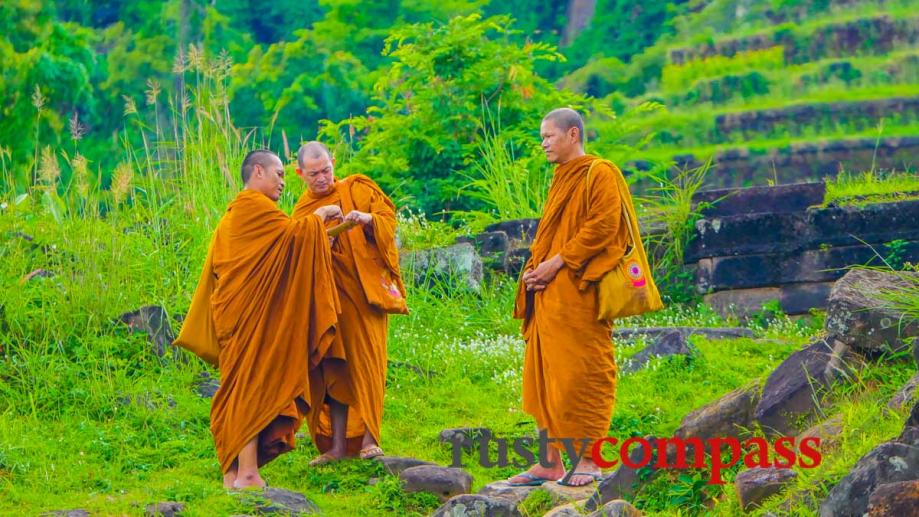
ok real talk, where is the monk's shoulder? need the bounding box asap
[347,174,389,203]
[586,160,618,189]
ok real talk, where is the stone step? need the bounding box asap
[686,199,919,262]
[695,240,919,291]
[691,182,825,217]
[704,282,835,316]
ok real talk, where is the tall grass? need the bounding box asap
[461,105,552,224]
[638,159,713,303]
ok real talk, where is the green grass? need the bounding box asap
[824,170,919,206]
[706,357,915,516]
[1,20,916,516]
[0,191,824,515]
[635,123,919,170]
[629,84,919,150]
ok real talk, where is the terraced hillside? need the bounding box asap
[574,0,919,188]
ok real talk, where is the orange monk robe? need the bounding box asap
[513,154,629,449]
[292,174,407,454]
[173,189,340,473]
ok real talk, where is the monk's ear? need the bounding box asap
[569,127,580,145]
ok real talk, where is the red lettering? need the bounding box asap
[706,437,741,485]
[591,437,619,468]
[797,437,822,468]
[773,437,796,468]
[742,437,771,468]
[621,437,653,469]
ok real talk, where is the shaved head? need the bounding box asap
[297,141,332,168]
[542,108,585,145]
[241,149,280,184]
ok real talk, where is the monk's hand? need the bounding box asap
[343,210,372,226]
[314,205,343,222]
[524,255,564,290]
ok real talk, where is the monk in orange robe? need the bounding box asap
[173,149,345,489]
[292,141,407,464]
[508,109,629,488]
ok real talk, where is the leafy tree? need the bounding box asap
[319,13,596,214]
[0,1,95,190]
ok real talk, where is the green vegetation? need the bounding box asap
[824,170,919,206]
[2,1,918,515]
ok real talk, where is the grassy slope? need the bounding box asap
[605,0,919,174]
[0,198,837,516]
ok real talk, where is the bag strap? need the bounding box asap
[585,159,636,249]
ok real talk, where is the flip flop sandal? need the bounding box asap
[359,445,384,460]
[507,472,554,487]
[557,472,603,487]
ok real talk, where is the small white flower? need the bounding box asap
[0,202,6,210]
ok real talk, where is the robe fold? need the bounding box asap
[513,154,629,450]
[293,174,406,454]
[173,189,340,472]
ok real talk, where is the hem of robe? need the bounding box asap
[309,360,382,455]
[217,393,308,474]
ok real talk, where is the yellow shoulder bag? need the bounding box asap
[585,160,664,321]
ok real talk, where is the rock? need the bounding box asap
[692,183,825,217]
[433,494,521,517]
[825,269,919,355]
[477,480,538,505]
[400,465,473,501]
[388,360,438,379]
[585,436,660,511]
[906,398,919,430]
[796,415,843,451]
[375,455,437,476]
[145,502,185,516]
[41,511,89,517]
[243,487,319,515]
[686,200,919,262]
[483,219,539,242]
[704,282,835,317]
[676,384,760,441]
[621,331,693,373]
[887,373,919,410]
[20,268,54,284]
[867,479,919,516]
[613,327,754,341]
[694,241,919,292]
[754,339,843,436]
[819,440,919,517]
[735,467,798,510]
[540,480,599,506]
[588,499,643,517]
[439,427,490,450]
[400,243,483,291]
[472,231,511,256]
[193,371,220,398]
[544,501,587,517]
[118,305,180,360]
[503,247,531,277]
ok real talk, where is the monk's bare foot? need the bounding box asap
[309,449,345,466]
[507,463,565,486]
[233,471,266,489]
[560,457,603,487]
[223,469,237,489]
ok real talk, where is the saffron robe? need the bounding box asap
[292,174,406,454]
[513,154,628,449]
[174,189,339,472]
